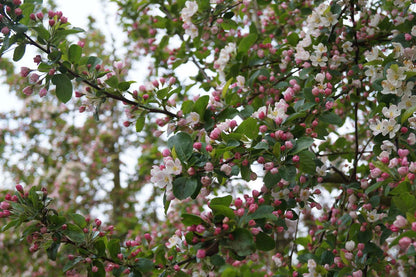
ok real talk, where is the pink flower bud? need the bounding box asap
[16,184,23,192]
[196,249,206,259]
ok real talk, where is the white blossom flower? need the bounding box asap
[381,118,400,139]
[367,209,386,223]
[381,79,400,95]
[185,22,198,39]
[382,105,400,119]
[342,41,353,52]
[181,1,198,21]
[186,112,200,127]
[369,118,383,136]
[364,47,380,62]
[165,158,182,175]
[412,26,416,37]
[220,164,232,176]
[150,166,173,190]
[345,240,355,251]
[310,53,328,67]
[299,189,310,201]
[166,235,182,249]
[399,93,416,110]
[313,43,327,55]
[316,165,327,176]
[369,14,381,28]
[386,66,406,87]
[380,140,397,153]
[365,65,380,83]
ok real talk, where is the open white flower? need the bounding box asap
[150,166,173,190]
[381,118,400,139]
[165,158,182,175]
[382,105,400,119]
[186,112,200,127]
[166,234,182,249]
[181,1,198,21]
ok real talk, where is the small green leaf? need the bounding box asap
[291,137,314,154]
[210,195,232,207]
[68,44,82,64]
[70,213,87,228]
[108,239,121,260]
[173,177,198,200]
[62,223,85,243]
[47,241,60,261]
[63,257,83,272]
[94,238,106,255]
[91,260,106,277]
[238,33,257,53]
[52,74,73,103]
[255,232,275,251]
[210,254,225,267]
[167,132,193,161]
[320,111,343,126]
[181,213,203,226]
[135,115,146,132]
[209,204,235,219]
[228,228,255,257]
[105,75,119,88]
[235,117,258,139]
[13,44,26,62]
[135,258,154,273]
[298,150,316,174]
[194,95,209,118]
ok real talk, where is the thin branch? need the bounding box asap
[22,34,178,118]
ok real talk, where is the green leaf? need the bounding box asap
[68,44,82,64]
[401,105,416,124]
[210,254,225,267]
[63,257,83,272]
[118,81,134,91]
[264,171,281,189]
[291,137,314,154]
[52,74,73,103]
[108,239,121,260]
[86,56,102,70]
[229,228,255,257]
[238,33,257,53]
[62,223,85,243]
[105,75,119,88]
[246,205,277,222]
[210,204,235,219]
[298,150,316,174]
[393,193,416,213]
[135,115,146,132]
[210,195,232,207]
[94,238,106,255]
[13,23,28,34]
[181,213,203,226]
[173,177,198,200]
[320,111,343,126]
[13,44,26,62]
[255,232,275,251]
[70,213,87,228]
[47,241,60,261]
[135,258,154,273]
[235,117,258,139]
[320,250,334,265]
[287,33,299,46]
[194,95,209,118]
[91,260,106,277]
[1,219,21,232]
[167,132,193,161]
